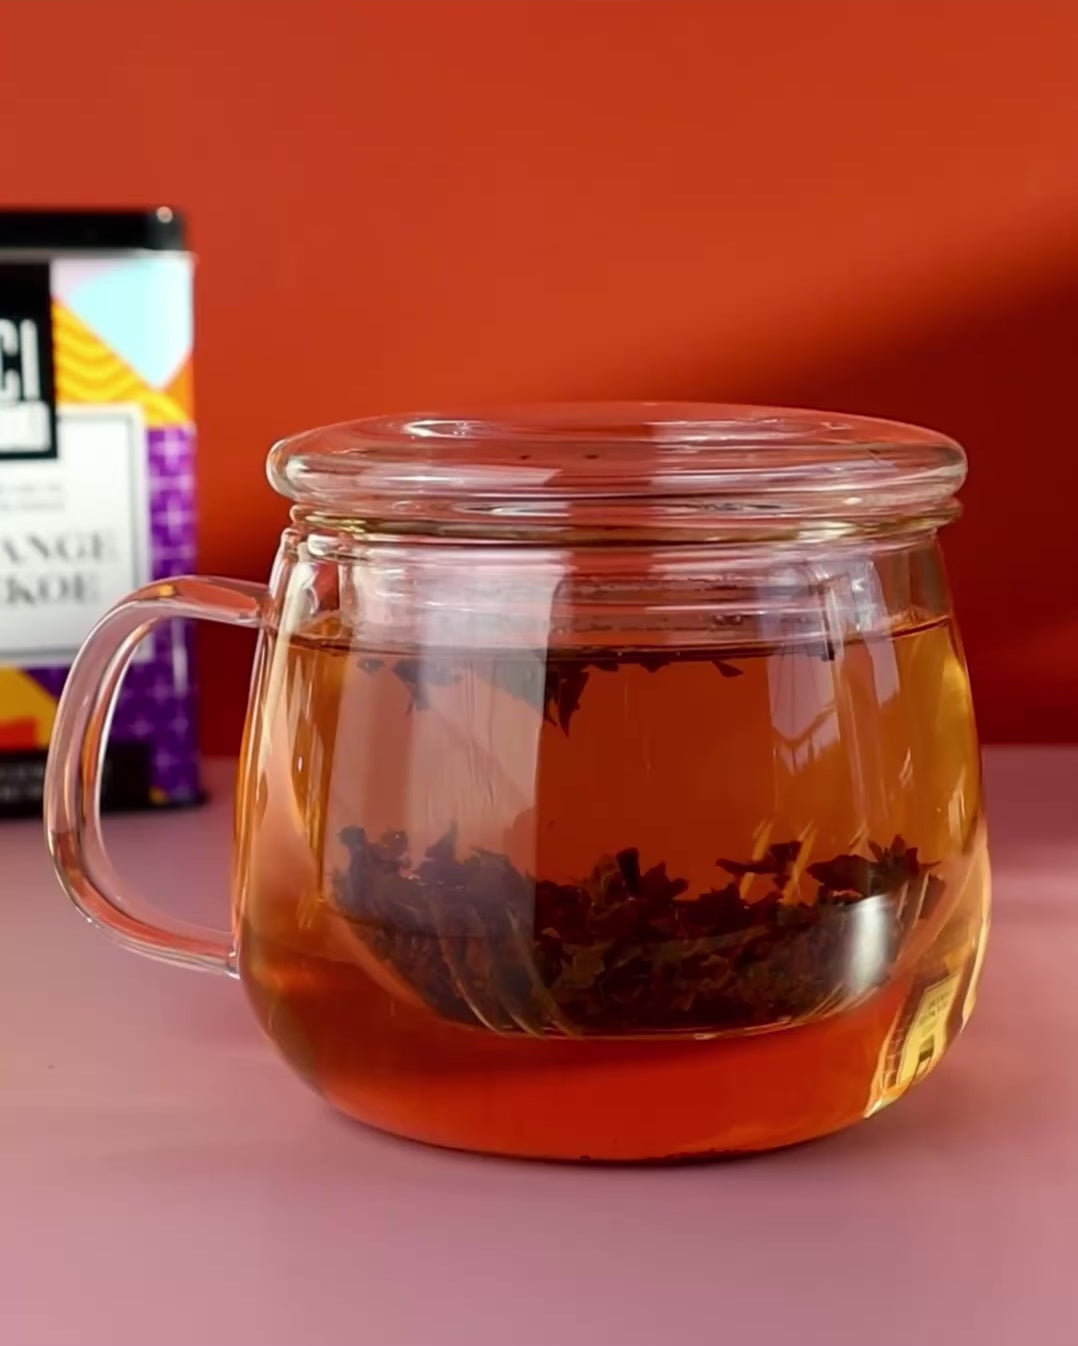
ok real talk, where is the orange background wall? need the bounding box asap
[2,0,1077,748]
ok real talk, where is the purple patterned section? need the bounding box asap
[29,425,201,805]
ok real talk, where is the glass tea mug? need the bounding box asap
[45,405,989,1160]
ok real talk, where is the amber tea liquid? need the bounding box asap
[236,619,988,1159]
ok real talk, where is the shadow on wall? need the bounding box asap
[644,262,1078,743]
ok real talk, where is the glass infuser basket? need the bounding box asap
[45,404,989,1160]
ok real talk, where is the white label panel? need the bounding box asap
[0,404,150,665]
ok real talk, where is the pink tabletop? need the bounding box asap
[2,748,1076,1346]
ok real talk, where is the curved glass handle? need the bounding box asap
[44,576,266,975]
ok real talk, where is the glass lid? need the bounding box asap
[268,402,966,538]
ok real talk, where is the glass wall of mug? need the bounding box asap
[235,515,987,1159]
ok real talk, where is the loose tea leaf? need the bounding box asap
[389,657,463,710]
[358,650,744,732]
[334,826,940,1037]
[808,835,926,899]
[718,840,803,887]
[544,662,593,734]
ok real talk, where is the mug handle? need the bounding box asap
[44,576,266,976]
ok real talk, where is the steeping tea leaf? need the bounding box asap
[334,825,941,1037]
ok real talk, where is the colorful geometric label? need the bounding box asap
[0,254,199,814]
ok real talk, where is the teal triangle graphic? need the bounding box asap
[56,257,192,388]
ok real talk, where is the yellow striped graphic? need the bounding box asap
[52,302,191,427]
